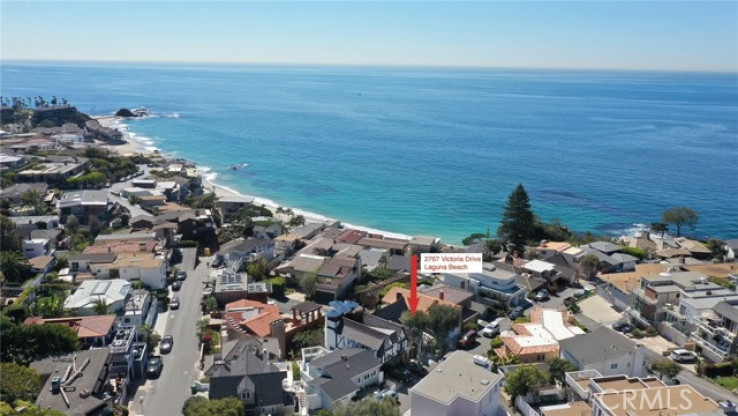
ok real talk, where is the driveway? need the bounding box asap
[577,294,624,326]
[129,248,204,416]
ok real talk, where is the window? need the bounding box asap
[610,363,618,369]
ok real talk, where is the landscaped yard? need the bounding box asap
[713,376,738,390]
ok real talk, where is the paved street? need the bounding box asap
[108,165,153,219]
[130,248,205,416]
[676,370,738,401]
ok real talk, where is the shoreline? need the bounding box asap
[96,116,415,241]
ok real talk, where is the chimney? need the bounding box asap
[270,319,287,360]
[439,290,445,301]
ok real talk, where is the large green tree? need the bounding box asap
[246,258,269,281]
[497,184,536,249]
[21,190,48,216]
[427,304,461,352]
[547,358,579,386]
[400,310,430,360]
[0,252,32,284]
[0,215,22,252]
[1,317,81,365]
[0,363,41,403]
[300,271,318,299]
[579,253,601,280]
[651,359,681,380]
[504,364,546,401]
[662,206,699,237]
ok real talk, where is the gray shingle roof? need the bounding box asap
[308,349,381,400]
[219,238,274,255]
[713,300,738,323]
[560,326,635,366]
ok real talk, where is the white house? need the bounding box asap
[409,350,501,416]
[443,263,527,307]
[64,279,131,315]
[21,236,53,258]
[559,326,648,378]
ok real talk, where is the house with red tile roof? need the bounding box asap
[24,314,116,348]
[225,299,282,338]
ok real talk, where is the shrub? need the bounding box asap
[268,276,286,297]
[489,336,504,349]
[704,362,735,378]
[621,246,648,260]
[632,329,645,339]
[178,240,198,248]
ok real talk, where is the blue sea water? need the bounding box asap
[2,61,737,244]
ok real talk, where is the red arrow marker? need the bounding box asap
[409,254,419,316]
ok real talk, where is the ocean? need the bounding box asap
[2,61,737,244]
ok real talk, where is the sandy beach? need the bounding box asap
[95,116,413,240]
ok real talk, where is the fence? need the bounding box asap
[515,395,541,416]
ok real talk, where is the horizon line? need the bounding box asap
[2,58,736,75]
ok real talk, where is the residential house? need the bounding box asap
[68,252,118,275]
[409,350,501,416]
[24,314,117,349]
[315,255,361,300]
[493,307,584,363]
[336,229,367,245]
[674,237,714,259]
[660,286,738,347]
[20,233,54,258]
[216,238,276,270]
[204,339,295,416]
[96,252,168,290]
[17,161,86,183]
[224,298,282,339]
[119,290,154,328]
[138,194,167,210]
[358,248,388,272]
[219,196,255,220]
[212,269,273,305]
[64,279,132,315]
[0,153,26,172]
[277,253,327,283]
[443,262,527,307]
[31,349,114,416]
[560,326,648,378]
[358,237,409,255]
[29,255,55,275]
[253,222,283,240]
[59,190,110,225]
[386,254,412,274]
[691,299,738,363]
[630,270,722,325]
[409,235,442,254]
[300,347,382,411]
[377,286,462,325]
[9,214,60,230]
[0,182,48,204]
[536,241,574,258]
[564,371,720,416]
[324,300,407,364]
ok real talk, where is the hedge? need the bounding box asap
[704,362,736,378]
[178,240,198,248]
[268,276,286,297]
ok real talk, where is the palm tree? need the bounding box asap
[91,296,109,315]
[0,251,32,283]
[196,318,210,342]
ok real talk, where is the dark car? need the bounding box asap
[146,356,163,378]
[457,330,478,349]
[177,270,187,281]
[407,362,428,377]
[534,289,549,302]
[508,306,525,320]
[388,367,413,383]
[172,281,181,291]
[170,297,180,310]
[563,296,575,306]
[160,335,174,354]
[612,322,633,333]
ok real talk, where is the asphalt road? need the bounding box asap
[107,165,153,219]
[131,248,204,416]
[676,370,738,402]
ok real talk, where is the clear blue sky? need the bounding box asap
[2,1,737,72]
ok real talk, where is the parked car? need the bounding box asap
[508,306,525,320]
[146,356,163,378]
[563,296,576,306]
[612,322,633,333]
[670,349,697,363]
[481,318,503,337]
[407,362,428,377]
[457,330,478,349]
[534,289,549,302]
[202,287,213,297]
[177,270,187,281]
[374,387,398,400]
[172,281,182,291]
[160,335,174,354]
[388,367,413,383]
[170,297,180,310]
